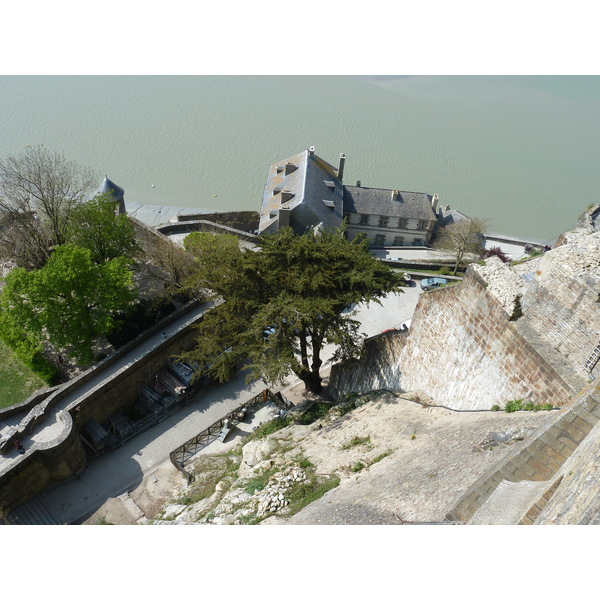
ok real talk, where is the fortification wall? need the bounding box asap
[517,234,600,378]
[330,269,578,410]
[70,323,201,430]
[0,411,86,509]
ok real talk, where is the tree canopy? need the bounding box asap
[0,244,137,365]
[64,193,139,264]
[433,217,488,275]
[183,226,402,393]
[0,146,97,268]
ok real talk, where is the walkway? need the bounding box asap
[0,302,211,468]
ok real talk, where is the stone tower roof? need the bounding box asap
[97,176,125,214]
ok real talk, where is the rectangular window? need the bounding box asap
[418,220,429,230]
[413,238,421,246]
[358,214,370,225]
[378,216,390,227]
[374,234,386,246]
[393,236,405,246]
[397,219,408,229]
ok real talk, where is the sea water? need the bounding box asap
[1,75,599,241]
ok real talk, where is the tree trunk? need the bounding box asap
[299,368,323,394]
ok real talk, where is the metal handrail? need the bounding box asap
[169,389,279,483]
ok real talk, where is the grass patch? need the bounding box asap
[371,450,392,465]
[0,338,46,409]
[295,401,334,425]
[351,461,367,472]
[504,399,554,413]
[341,435,371,450]
[247,416,292,441]
[285,472,340,516]
[180,456,239,506]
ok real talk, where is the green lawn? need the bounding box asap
[0,339,46,409]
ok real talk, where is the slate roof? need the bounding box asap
[97,176,125,214]
[343,186,437,221]
[259,149,344,234]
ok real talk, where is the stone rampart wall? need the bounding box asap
[330,270,577,410]
[0,410,86,509]
[156,220,259,244]
[445,388,600,523]
[70,321,201,430]
[0,302,206,509]
[518,256,600,378]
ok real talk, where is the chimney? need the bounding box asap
[356,180,361,187]
[391,190,399,202]
[431,193,439,213]
[338,153,346,181]
[308,146,315,158]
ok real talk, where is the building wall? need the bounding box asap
[344,212,434,247]
[329,269,579,410]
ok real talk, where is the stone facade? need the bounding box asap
[329,224,600,410]
[258,147,439,247]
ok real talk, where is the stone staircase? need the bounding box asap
[8,494,62,525]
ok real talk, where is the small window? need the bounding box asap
[359,214,370,225]
[374,234,386,246]
[418,220,429,230]
[378,216,390,227]
[412,238,421,246]
[397,219,408,229]
[393,236,405,246]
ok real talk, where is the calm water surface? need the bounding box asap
[1,75,599,241]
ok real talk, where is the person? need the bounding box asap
[162,332,167,340]
[58,354,64,365]
[15,441,25,454]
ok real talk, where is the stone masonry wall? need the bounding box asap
[0,410,86,509]
[330,269,577,410]
[445,387,600,523]
[517,237,600,379]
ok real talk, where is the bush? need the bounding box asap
[482,246,510,263]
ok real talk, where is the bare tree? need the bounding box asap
[0,146,97,267]
[434,218,488,275]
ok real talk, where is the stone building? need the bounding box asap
[258,147,439,247]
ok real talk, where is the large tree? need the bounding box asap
[183,226,401,394]
[0,146,97,267]
[434,217,488,275]
[0,244,136,365]
[64,193,139,264]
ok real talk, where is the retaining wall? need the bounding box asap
[330,269,579,410]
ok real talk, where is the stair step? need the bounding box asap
[9,495,61,525]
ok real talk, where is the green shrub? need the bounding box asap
[341,436,371,450]
[491,404,501,411]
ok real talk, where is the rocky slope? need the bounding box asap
[151,391,558,525]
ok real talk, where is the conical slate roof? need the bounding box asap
[97,175,125,214]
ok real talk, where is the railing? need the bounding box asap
[169,388,288,483]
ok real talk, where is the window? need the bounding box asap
[358,214,370,225]
[378,216,390,227]
[397,219,408,229]
[374,234,386,246]
[418,220,429,230]
[412,238,422,246]
[393,236,405,246]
